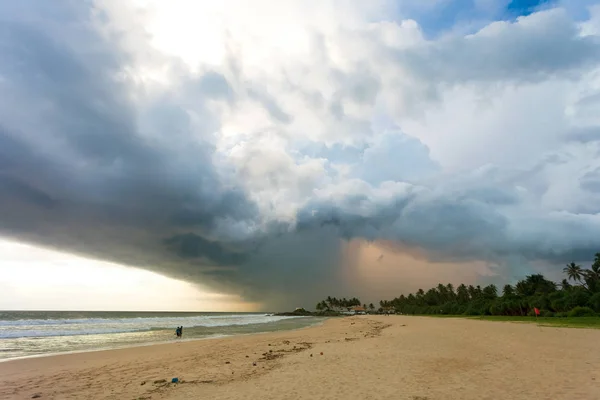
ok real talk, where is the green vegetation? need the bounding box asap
[276,297,366,317]
[315,296,362,312]
[377,252,600,320]
[425,314,600,328]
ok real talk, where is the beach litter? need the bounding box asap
[171,378,179,384]
[31,394,42,399]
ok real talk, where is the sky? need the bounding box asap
[1,0,600,311]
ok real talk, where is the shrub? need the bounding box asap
[565,290,591,309]
[551,298,567,313]
[568,306,597,317]
[587,293,600,313]
[541,310,555,318]
[555,312,569,318]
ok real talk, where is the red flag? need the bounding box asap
[534,307,540,316]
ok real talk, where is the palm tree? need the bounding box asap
[446,283,455,299]
[563,262,584,283]
[456,284,469,303]
[584,263,600,293]
[502,284,514,297]
[482,284,498,300]
[437,283,447,300]
[593,253,600,271]
[368,303,375,312]
[467,285,477,299]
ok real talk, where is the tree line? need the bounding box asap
[315,296,376,312]
[377,253,600,317]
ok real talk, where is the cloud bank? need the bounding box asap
[1,0,600,308]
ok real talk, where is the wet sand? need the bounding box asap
[1,316,599,399]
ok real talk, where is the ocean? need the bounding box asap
[0,311,322,361]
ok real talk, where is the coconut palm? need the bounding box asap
[502,284,514,297]
[563,262,584,283]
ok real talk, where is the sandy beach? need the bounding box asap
[1,316,599,400]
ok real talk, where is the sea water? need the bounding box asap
[0,311,321,361]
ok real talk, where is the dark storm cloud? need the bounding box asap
[298,188,509,260]
[0,1,356,308]
[0,2,259,273]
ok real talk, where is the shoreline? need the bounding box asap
[2,316,599,399]
[0,317,327,364]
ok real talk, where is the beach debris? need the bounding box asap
[245,355,249,358]
[140,381,146,386]
[225,361,231,364]
[268,343,271,346]
[171,378,179,384]
[310,354,313,357]
[282,340,290,345]
[31,394,42,399]
[260,351,283,360]
[252,362,257,366]
[320,352,323,355]
[153,379,166,384]
[269,349,273,353]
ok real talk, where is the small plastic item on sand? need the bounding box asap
[171,378,179,384]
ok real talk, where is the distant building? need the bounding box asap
[349,306,366,315]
